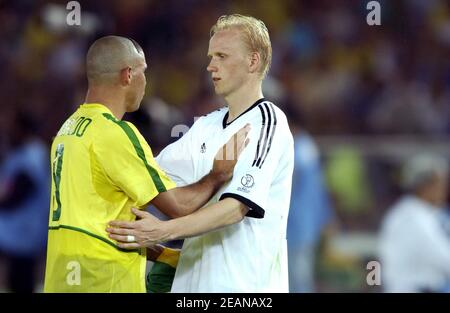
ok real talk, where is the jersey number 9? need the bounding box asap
[52,143,64,221]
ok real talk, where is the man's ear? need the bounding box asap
[119,67,132,86]
[248,52,261,74]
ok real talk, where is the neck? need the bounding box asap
[225,79,263,121]
[414,190,441,209]
[85,85,126,120]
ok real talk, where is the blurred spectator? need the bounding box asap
[369,79,449,134]
[325,147,373,216]
[0,112,49,292]
[379,154,450,292]
[287,122,336,292]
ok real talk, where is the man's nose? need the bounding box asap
[207,60,217,72]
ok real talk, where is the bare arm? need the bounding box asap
[150,171,227,218]
[107,198,249,248]
[149,124,250,218]
[165,198,248,241]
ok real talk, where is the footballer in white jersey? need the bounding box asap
[156,98,294,292]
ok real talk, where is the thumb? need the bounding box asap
[131,208,149,219]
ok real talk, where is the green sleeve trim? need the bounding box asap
[48,225,140,254]
[102,113,167,193]
[146,261,176,293]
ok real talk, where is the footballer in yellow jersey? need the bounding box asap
[44,103,175,292]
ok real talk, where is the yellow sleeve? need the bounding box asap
[94,115,176,206]
[156,247,181,268]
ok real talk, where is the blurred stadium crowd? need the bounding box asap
[0,0,449,292]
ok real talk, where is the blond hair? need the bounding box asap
[210,14,272,79]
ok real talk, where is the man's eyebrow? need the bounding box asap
[207,51,226,57]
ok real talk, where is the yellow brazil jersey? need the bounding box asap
[44,103,175,293]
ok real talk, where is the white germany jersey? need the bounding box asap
[156,98,294,292]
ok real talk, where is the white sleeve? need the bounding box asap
[219,104,286,218]
[155,125,196,187]
[416,214,450,275]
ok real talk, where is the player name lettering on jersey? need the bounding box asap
[57,116,92,137]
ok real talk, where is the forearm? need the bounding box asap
[171,171,228,216]
[165,198,248,241]
[107,199,249,249]
[150,171,229,218]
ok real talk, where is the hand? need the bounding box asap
[106,208,170,249]
[212,123,251,182]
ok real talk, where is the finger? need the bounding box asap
[238,123,250,132]
[108,233,132,242]
[236,133,250,156]
[237,124,251,137]
[220,124,251,161]
[224,135,233,160]
[131,208,149,219]
[106,227,134,236]
[117,242,141,249]
[237,131,247,148]
[237,138,250,156]
[235,130,245,147]
[236,143,243,158]
[232,129,247,160]
[245,124,252,137]
[108,220,136,228]
[238,125,250,142]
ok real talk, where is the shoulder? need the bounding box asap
[96,113,144,145]
[268,101,290,132]
[385,196,431,227]
[251,100,293,144]
[242,100,294,169]
[248,100,289,128]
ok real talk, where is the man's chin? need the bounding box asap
[214,87,225,97]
